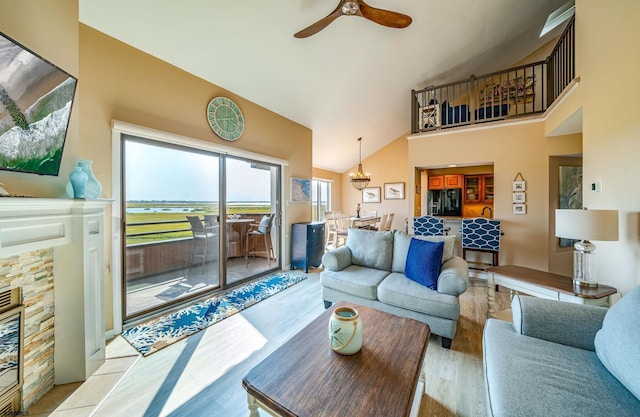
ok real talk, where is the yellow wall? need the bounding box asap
[78,25,312,329]
[0,0,79,196]
[0,0,313,335]
[576,0,640,291]
[408,123,581,271]
[341,136,409,232]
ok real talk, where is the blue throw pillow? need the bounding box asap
[404,238,444,290]
[257,215,270,234]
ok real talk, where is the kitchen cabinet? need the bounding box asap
[464,176,481,203]
[464,174,494,203]
[428,175,463,190]
[291,222,325,273]
[483,175,494,203]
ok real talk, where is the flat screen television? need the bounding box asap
[0,32,77,176]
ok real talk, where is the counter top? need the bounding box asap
[434,216,497,221]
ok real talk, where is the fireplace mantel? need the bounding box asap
[0,197,112,386]
[0,198,110,258]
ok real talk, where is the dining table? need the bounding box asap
[350,216,381,229]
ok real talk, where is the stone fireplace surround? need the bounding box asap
[0,198,109,410]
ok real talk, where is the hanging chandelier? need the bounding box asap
[349,137,371,190]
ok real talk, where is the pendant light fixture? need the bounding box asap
[349,137,371,190]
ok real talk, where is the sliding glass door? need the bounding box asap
[121,136,281,321]
[225,157,280,284]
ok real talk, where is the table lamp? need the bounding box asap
[555,208,618,287]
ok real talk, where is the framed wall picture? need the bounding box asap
[362,187,381,203]
[558,165,583,247]
[384,182,405,200]
[512,192,526,203]
[513,204,527,215]
[290,177,311,202]
[512,181,526,191]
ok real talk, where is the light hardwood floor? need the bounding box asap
[27,271,509,417]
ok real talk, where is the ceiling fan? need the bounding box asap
[294,0,412,38]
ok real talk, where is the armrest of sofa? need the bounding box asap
[437,256,469,297]
[321,246,353,272]
[512,295,608,351]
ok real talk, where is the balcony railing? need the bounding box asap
[124,213,269,280]
[411,17,575,134]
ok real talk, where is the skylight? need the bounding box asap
[540,0,575,37]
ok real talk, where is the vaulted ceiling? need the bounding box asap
[79,0,568,173]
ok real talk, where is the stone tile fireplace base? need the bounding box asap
[0,249,55,409]
[0,198,110,411]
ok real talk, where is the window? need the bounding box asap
[312,179,331,221]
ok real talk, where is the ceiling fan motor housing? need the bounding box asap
[342,2,359,15]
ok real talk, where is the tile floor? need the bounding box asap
[27,337,140,417]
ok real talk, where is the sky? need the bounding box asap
[124,140,272,201]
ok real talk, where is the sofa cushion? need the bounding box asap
[594,285,640,401]
[378,272,460,320]
[404,239,443,290]
[392,230,455,273]
[320,265,390,300]
[347,228,394,271]
[484,319,640,417]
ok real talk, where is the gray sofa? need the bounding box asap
[321,228,469,348]
[483,285,640,417]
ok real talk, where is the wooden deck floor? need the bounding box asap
[126,256,277,318]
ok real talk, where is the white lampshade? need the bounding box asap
[555,209,619,241]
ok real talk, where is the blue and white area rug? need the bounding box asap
[122,272,307,356]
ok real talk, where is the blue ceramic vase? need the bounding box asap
[68,166,88,199]
[66,159,102,199]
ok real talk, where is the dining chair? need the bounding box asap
[381,213,394,231]
[371,213,388,231]
[334,216,351,248]
[186,216,216,273]
[245,213,276,266]
[203,214,218,228]
[325,219,339,250]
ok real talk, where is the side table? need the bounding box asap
[487,265,617,316]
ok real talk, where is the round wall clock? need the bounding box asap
[206,97,245,141]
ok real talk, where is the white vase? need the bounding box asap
[66,159,102,199]
[328,306,363,355]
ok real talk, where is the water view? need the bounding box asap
[125,201,271,245]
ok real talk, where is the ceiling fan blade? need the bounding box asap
[359,1,412,28]
[294,3,344,38]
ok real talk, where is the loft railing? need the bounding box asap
[547,15,575,104]
[411,17,575,134]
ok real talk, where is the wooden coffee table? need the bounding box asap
[242,302,431,417]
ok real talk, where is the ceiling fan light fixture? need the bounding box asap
[293,0,411,38]
[342,2,359,15]
[349,137,371,191]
